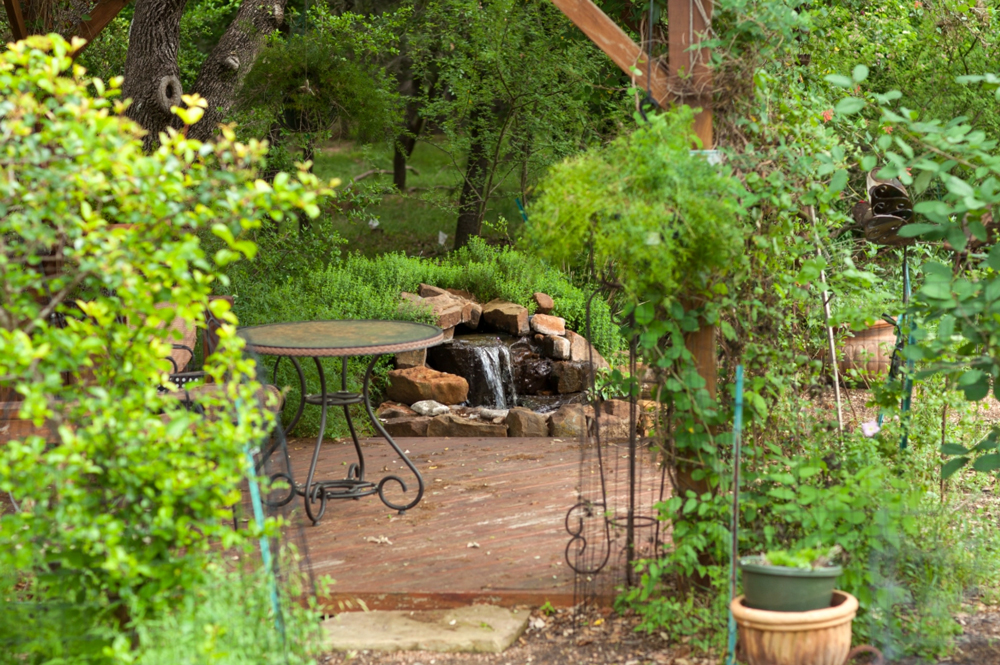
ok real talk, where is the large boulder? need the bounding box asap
[552,361,589,394]
[530,313,565,336]
[509,337,553,394]
[549,404,587,438]
[600,398,632,420]
[593,414,630,441]
[467,302,482,330]
[383,416,432,437]
[386,366,469,405]
[482,300,529,336]
[426,413,507,437]
[422,294,466,329]
[376,401,417,420]
[446,287,476,300]
[565,330,610,369]
[532,292,554,314]
[506,407,549,437]
[398,290,479,330]
[542,335,570,360]
[394,348,426,369]
[419,283,450,298]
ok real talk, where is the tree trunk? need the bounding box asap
[392,72,430,192]
[454,108,490,250]
[393,114,424,192]
[122,0,187,150]
[187,0,288,142]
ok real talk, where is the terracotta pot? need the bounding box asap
[730,590,858,665]
[839,321,896,376]
[0,402,54,443]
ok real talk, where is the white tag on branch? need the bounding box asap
[438,231,448,246]
[467,541,480,548]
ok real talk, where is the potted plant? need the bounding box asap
[740,545,843,612]
[730,546,857,665]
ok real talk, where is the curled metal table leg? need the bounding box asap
[362,354,424,513]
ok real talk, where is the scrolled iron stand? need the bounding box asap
[269,353,424,524]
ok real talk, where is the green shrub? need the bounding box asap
[0,35,334,660]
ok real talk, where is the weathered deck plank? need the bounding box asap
[282,435,661,611]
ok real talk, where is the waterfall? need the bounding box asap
[426,333,518,408]
[499,344,517,408]
[474,345,516,409]
[479,347,505,408]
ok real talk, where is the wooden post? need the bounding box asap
[668,0,714,150]
[669,0,717,398]
[3,0,27,41]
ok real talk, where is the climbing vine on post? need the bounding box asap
[526,104,746,571]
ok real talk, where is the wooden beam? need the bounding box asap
[668,0,716,397]
[668,0,713,148]
[549,0,672,107]
[73,0,130,44]
[3,0,27,41]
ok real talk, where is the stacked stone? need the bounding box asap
[380,285,648,439]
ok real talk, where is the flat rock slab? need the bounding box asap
[323,604,528,653]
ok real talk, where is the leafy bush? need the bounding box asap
[526,107,745,303]
[0,35,334,659]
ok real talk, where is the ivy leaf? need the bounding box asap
[973,453,1000,472]
[825,74,854,88]
[897,223,940,238]
[987,244,1000,272]
[852,65,869,83]
[829,169,848,194]
[961,373,991,401]
[835,97,865,116]
[942,457,969,479]
[940,443,969,455]
[913,169,934,194]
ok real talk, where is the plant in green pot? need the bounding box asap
[740,545,843,612]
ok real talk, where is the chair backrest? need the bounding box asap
[157,295,232,376]
[156,303,198,374]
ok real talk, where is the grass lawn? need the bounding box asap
[313,138,526,257]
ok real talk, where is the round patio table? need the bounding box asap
[240,320,444,525]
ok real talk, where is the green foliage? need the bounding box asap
[177,0,241,89]
[0,35,334,658]
[407,0,622,238]
[812,0,1000,140]
[528,107,745,302]
[131,562,321,665]
[236,6,403,156]
[590,1,1000,659]
[763,545,841,570]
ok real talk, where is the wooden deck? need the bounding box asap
[281,435,665,612]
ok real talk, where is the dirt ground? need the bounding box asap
[321,604,704,665]
[321,602,1000,665]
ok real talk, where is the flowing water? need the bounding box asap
[426,334,518,408]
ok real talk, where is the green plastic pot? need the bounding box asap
[739,556,842,612]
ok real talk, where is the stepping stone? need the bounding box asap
[323,604,528,653]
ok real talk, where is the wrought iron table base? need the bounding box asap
[270,354,424,525]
